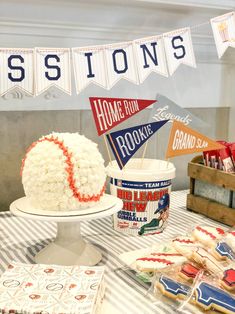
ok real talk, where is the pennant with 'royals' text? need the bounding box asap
[0,48,34,96]
[163,28,196,76]
[89,97,156,136]
[35,48,71,96]
[72,46,107,94]
[165,120,224,158]
[211,12,235,58]
[107,120,169,169]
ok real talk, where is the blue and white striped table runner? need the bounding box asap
[0,191,227,314]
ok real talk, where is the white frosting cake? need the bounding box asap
[21,132,106,211]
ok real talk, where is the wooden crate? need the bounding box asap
[186,155,235,226]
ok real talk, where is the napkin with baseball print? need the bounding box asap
[0,262,105,314]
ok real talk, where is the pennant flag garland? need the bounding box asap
[148,94,209,128]
[211,12,235,58]
[89,97,156,136]
[165,120,224,158]
[107,120,169,169]
[104,42,139,89]
[35,48,71,96]
[0,48,34,96]
[72,46,107,94]
[163,28,196,76]
[133,35,168,82]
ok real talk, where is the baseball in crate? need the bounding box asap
[107,158,175,236]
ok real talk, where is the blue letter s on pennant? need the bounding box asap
[45,54,61,80]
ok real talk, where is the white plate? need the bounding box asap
[15,194,117,217]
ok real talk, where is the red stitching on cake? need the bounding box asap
[136,257,174,265]
[21,136,105,203]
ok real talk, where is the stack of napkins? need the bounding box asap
[0,262,105,314]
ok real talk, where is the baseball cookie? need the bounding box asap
[172,236,203,259]
[192,225,225,247]
[136,248,187,272]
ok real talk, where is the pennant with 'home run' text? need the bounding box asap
[90,97,156,136]
[107,120,169,169]
[166,120,224,158]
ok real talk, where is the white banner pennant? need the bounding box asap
[72,46,107,94]
[211,12,235,58]
[0,48,34,96]
[104,41,139,89]
[35,48,71,96]
[163,27,196,76]
[134,35,168,82]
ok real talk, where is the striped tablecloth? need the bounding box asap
[0,190,228,314]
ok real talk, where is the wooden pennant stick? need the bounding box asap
[103,134,113,165]
[140,140,148,168]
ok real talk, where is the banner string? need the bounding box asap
[190,21,210,31]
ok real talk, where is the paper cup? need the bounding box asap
[107,159,175,236]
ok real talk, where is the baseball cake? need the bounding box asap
[21,132,106,211]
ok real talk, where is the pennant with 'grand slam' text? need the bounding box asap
[165,120,224,158]
[107,120,169,169]
[89,97,156,136]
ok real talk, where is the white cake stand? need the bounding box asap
[10,194,122,266]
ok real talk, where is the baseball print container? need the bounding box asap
[107,158,175,236]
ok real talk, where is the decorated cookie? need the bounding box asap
[172,236,203,259]
[225,232,235,251]
[192,225,225,247]
[221,268,235,292]
[195,281,235,314]
[178,263,201,282]
[192,247,225,275]
[136,251,187,272]
[156,275,191,300]
[211,241,235,261]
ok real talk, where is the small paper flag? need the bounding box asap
[165,120,224,158]
[107,120,169,169]
[89,97,156,136]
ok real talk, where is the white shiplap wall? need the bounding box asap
[0,0,234,137]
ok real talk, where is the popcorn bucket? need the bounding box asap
[107,159,175,236]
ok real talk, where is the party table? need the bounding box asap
[0,190,227,314]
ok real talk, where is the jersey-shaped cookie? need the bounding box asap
[178,263,201,282]
[156,275,191,300]
[195,281,235,314]
[212,241,235,261]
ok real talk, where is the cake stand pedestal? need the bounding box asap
[10,194,122,266]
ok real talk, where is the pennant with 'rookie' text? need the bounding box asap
[165,120,224,158]
[89,97,156,136]
[107,120,169,169]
